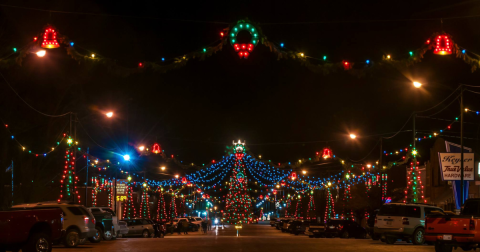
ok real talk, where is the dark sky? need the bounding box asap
[1,0,480,171]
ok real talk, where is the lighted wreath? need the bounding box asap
[229,21,260,59]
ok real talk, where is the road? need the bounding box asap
[52,222,434,252]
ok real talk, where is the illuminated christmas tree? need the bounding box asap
[307,193,316,220]
[294,195,303,219]
[123,184,136,219]
[170,194,177,219]
[139,182,151,219]
[157,189,167,221]
[59,137,79,203]
[325,188,335,222]
[224,140,252,225]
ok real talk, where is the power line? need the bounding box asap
[0,4,230,24]
[0,72,71,118]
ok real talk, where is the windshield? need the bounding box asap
[379,205,406,216]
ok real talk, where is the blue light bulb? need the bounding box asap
[280,43,284,48]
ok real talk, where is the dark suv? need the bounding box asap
[287,220,311,235]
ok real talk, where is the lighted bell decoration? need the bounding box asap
[291,172,297,180]
[265,195,269,199]
[322,148,333,159]
[259,195,263,200]
[434,34,453,55]
[41,27,60,49]
[152,143,161,154]
[182,177,187,184]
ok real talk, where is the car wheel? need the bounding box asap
[435,243,453,252]
[385,237,396,244]
[412,228,425,245]
[461,246,473,251]
[142,230,149,238]
[341,231,349,239]
[88,227,102,243]
[103,230,113,241]
[63,229,80,248]
[24,232,51,252]
[371,233,380,240]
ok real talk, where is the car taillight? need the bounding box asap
[91,218,96,224]
[402,218,409,225]
[338,225,343,229]
[84,217,89,227]
[470,219,475,230]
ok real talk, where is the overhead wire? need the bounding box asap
[0,72,71,118]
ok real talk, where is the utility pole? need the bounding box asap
[11,160,14,206]
[379,137,383,206]
[460,85,465,205]
[85,147,89,207]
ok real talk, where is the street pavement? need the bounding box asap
[52,222,434,252]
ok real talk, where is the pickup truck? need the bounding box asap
[0,208,64,252]
[425,198,480,252]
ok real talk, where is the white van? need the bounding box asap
[374,203,443,245]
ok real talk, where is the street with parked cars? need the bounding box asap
[2,201,480,252]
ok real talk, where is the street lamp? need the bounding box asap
[302,170,307,175]
[138,145,145,151]
[161,166,166,171]
[123,154,130,161]
[175,174,179,179]
[349,133,357,139]
[36,50,46,57]
[106,111,114,118]
[413,81,422,88]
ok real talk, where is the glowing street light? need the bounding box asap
[175,174,179,179]
[123,154,130,161]
[413,81,422,88]
[161,166,166,171]
[106,111,114,118]
[349,134,357,139]
[302,170,307,175]
[36,50,46,57]
[138,145,145,151]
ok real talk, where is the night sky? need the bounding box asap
[1,0,480,186]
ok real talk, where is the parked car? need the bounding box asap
[325,219,367,239]
[0,208,64,252]
[173,218,199,232]
[86,207,114,242]
[270,217,277,227]
[425,198,480,252]
[287,219,311,235]
[117,221,129,238]
[305,221,325,238]
[12,202,97,248]
[188,217,203,227]
[375,203,444,245]
[149,219,167,238]
[276,218,292,231]
[88,207,128,239]
[121,218,155,238]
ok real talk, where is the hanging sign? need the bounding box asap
[438,153,475,181]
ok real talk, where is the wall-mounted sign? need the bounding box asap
[438,153,475,181]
